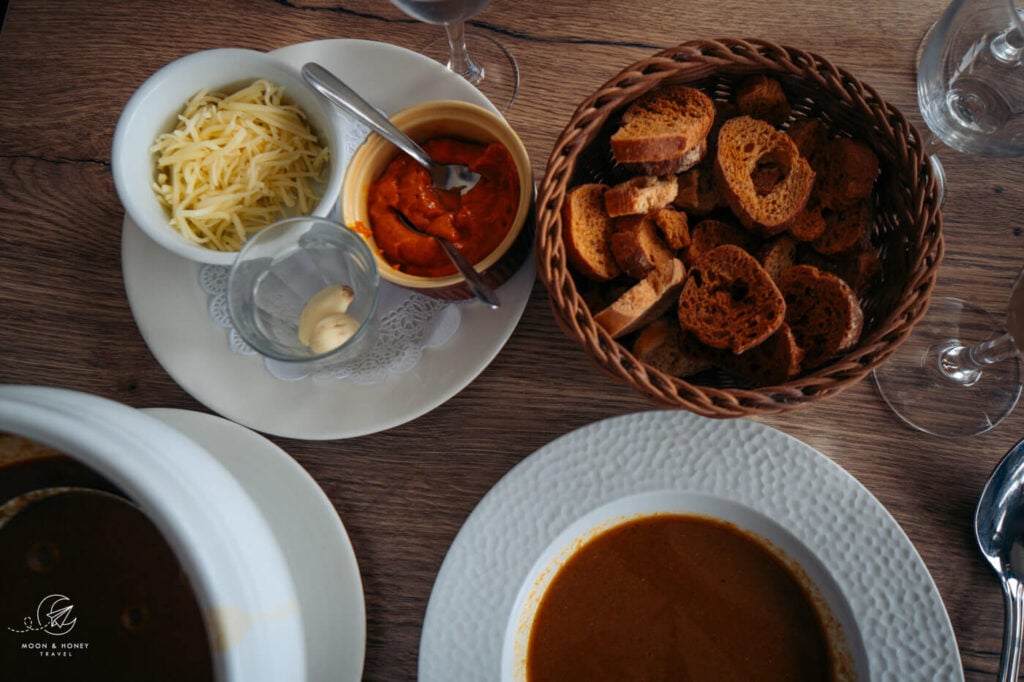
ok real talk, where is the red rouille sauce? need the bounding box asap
[366,137,520,278]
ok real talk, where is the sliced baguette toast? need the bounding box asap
[677,244,785,354]
[633,317,711,377]
[562,183,620,281]
[604,175,679,218]
[595,258,686,338]
[610,85,715,174]
[776,264,864,369]
[611,213,675,280]
[715,116,816,235]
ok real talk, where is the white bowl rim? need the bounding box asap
[500,489,868,682]
[341,98,533,290]
[0,385,307,681]
[112,47,344,266]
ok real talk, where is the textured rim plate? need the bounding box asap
[121,39,535,440]
[419,411,963,681]
[142,408,365,681]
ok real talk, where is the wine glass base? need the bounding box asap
[421,32,519,112]
[873,297,1022,438]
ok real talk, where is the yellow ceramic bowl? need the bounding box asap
[341,100,533,300]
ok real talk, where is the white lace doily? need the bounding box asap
[197,114,462,385]
[201,265,461,384]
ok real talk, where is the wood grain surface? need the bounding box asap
[2,1,1024,679]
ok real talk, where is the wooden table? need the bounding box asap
[2,1,1023,679]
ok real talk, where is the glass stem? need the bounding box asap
[444,21,484,85]
[938,331,1019,386]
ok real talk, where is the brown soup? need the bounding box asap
[526,513,842,682]
[0,436,215,680]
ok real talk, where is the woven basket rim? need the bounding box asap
[534,37,944,417]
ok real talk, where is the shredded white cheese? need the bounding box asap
[151,79,329,252]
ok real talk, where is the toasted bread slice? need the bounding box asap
[735,75,792,127]
[719,323,805,385]
[787,203,827,242]
[776,264,864,369]
[595,259,687,338]
[818,137,879,210]
[611,213,675,280]
[812,201,872,255]
[715,116,816,235]
[673,165,721,215]
[650,207,691,252]
[683,322,805,386]
[633,317,712,377]
[562,183,620,281]
[836,245,883,295]
[786,117,830,171]
[628,140,708,176]
[677,244,785,354]
[685,219,754,266]
[611,85,716,172]
[604,175,678,218]
[759,234,799,281]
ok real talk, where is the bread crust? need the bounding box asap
[622,140,707,176]
[610,85,716,165]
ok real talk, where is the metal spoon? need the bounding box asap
[301,62,481,194]
[391,208,500,309]
[976,436,1024,682]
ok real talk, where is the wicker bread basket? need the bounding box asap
[535,38,943,417]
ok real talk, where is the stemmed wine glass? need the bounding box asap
[874,0,1024,437]
[874,280,1022,438]
[389,0,519,111]
[916,0,1024,201]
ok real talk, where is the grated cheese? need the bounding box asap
[151,79,329,252]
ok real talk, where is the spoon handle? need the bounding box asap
[999,578,1024,682]
[301,62,433,170]
[434,237,501,310]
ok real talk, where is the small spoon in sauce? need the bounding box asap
[392,208,500,309]
[301,62,481,195]
[976,436,1024,682]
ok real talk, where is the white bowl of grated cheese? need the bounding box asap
[113,48,344,265]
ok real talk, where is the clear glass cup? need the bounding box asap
[389,0,519,111]
[227,217,380,368]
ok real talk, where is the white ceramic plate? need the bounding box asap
[142,408,365,682]
[419,411,964,681]
[121,39,535,440]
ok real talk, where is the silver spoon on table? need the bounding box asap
[391,208,500,309]
[976,437,1024,682]
[301,62,481,195]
